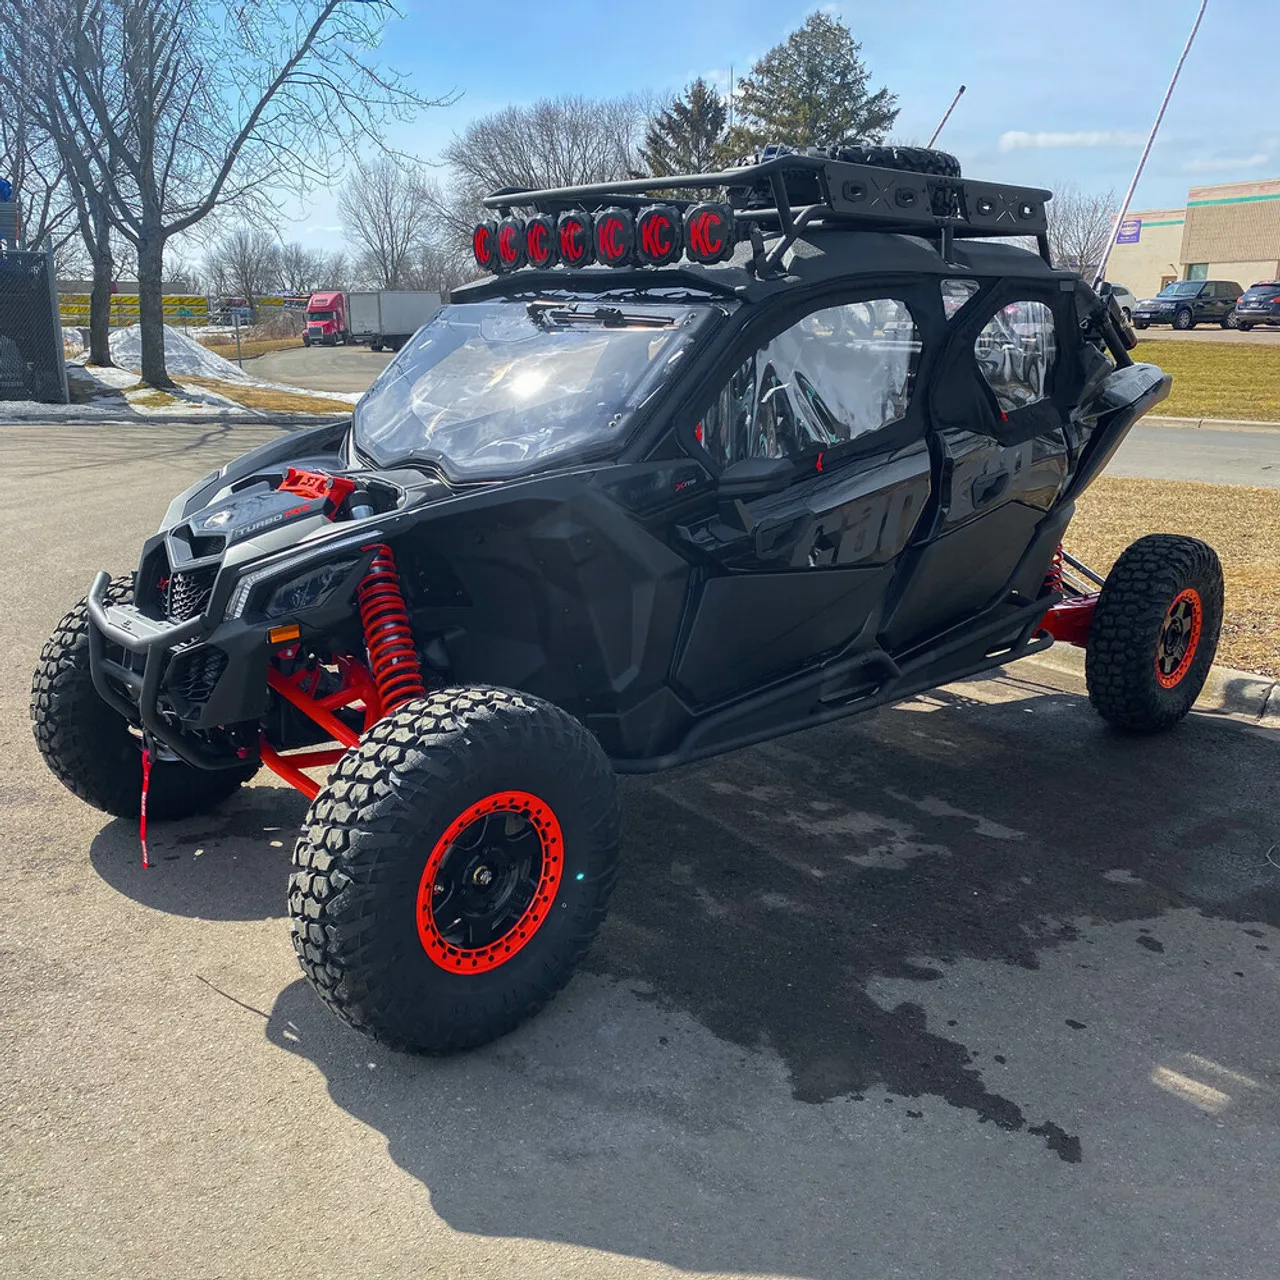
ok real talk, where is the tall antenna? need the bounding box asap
[927,85,966,148]
[1093,0,1209,288]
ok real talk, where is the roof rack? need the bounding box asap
[482,153,1054,271]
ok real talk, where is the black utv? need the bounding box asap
[31,145,1224,1054]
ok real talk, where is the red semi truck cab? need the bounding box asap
[303,291,348,346]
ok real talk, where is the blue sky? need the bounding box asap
[282,0,1279,252]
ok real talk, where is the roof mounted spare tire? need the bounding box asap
[727,142,962,212]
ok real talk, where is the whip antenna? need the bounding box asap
[1094,0,1209,289]
[927,85,966,147]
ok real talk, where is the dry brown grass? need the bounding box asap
[1138,339,1280,422]
[1071,475,1280,677]
[177,376,351,415]
[197,336,302,360]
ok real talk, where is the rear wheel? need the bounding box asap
[289,687,621,1053]
[30,576,256,818]
[1173,308,1194,330]
[1239,322,1254,332]
[1222,311,1239,329]
[1085,535,1223,732]
[1134,320,1149,329]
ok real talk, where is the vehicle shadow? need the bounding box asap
[259,684,1279,1275]
[88,782,309,920]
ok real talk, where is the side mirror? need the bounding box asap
[717,455,796,498]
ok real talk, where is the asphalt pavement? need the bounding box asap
[2,422,1279,1280]
[1109,423,1280,487]
[255,343,394,393]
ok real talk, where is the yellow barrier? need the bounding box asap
[58,292,210,325]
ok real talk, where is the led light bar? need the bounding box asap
[470,203,737,274]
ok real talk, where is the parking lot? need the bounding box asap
[3,421,1279,1279]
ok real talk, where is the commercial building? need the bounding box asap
[1104,177,1280,300]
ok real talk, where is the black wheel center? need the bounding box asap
[430,813,543,951]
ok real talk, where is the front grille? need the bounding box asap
[167,567,217,622]
[170,647,228,706]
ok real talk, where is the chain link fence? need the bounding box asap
[0,248,69,404]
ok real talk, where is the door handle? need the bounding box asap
[971,472,1009,506]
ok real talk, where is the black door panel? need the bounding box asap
[674,565,890,704]
[674,439,931,702]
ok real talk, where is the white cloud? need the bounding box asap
[998,130,1145,152]
[1181,153,1270,174]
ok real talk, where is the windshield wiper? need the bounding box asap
[526,300,674,329]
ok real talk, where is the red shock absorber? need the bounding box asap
[357,544,427,714]
[1044,543,1065,594]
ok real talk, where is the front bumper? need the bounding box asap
[1134,309,1176,324]
[86,571,258,769]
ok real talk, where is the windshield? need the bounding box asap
[306,310,334,322]
[353,299,719,479]
[1157,282,1202,298]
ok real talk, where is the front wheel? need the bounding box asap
[1085,534,1224,732]
[30,576,256,818]
[1173,308,1194,330]
[289,687,621,1053]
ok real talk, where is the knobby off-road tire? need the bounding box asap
[30,575,256,819]
[1085,535,1224,732]
[289,687,621,1054]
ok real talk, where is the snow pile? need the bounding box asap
[108,323,250,382]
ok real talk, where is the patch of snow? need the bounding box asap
[109,322,251,382]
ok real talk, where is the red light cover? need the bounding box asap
[496,216,526,271]
[525,215,556,267]
[472,220,498,271]
[684,203,734,264]
[594,207,635,266]
[557,211,593,268]
[636,205,682,265]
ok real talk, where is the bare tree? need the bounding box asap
[275,241,329,294]
[437,94,653,255]
[1047,183,1118,275]
[0,1,119,361]
[18,0,450,386]
[338,157,433,288]
[321,249,352,291]
[204,226,281,314]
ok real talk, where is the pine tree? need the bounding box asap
[731,14,898,152]
[640,78,729,176]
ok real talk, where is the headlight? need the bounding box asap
[226,558,359,619]
[263,561,358,618]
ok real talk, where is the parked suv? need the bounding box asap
[1232,281,1280,330]
[1133,279,1243,330]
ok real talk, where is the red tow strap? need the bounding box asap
[140,743,153,869]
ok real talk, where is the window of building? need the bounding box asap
[1185,263,1208,281]
[698,300,921,467]
[973,300,1057,413]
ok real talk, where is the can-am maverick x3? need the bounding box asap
[31,144,1222,1053]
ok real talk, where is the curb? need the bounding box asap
[1014,644,1279,728]
[1141,414,1280,433]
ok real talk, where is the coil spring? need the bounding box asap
[357,544,426,714]
[1045,543,1065,594]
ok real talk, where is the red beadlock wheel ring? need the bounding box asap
[415,791,564,974]
[1155,588,1203,689]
